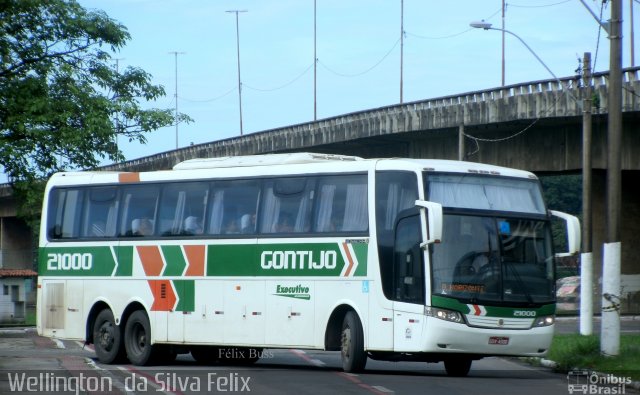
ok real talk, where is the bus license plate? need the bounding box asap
[488,336,509,345]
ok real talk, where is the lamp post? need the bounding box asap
[226,10,247,136]
[470,21,560,83]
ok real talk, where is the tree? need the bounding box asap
[0,0,190,224]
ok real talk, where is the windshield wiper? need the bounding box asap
[503,259,534,305]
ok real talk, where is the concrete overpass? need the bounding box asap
[2,67,640,311]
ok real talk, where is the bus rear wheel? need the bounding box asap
[124,310,157,366]
[93,309,124,364]
[444,358,472,377]
[340,311,367,372]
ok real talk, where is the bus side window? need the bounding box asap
[157,183,209,236]
[48,188,85,240]
[82,186,118,238]
[260,177,313,234]
[313,174,368,233]
[119,185,159,237]
[393,211,424,304]
[208,180,260,236]
[374,171,419,301]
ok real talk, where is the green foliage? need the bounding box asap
[548,334,640,381]
[0,0,191,225]
[540,175,582,254]
[539,175,582,216]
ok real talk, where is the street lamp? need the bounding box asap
[470,21,561,83]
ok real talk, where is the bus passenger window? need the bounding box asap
[260,178,313,234]
[82,186,118,238]
[48,188,85,240]
[120,185,159,237]
[313,174,368,233]
[157,182,209,236]
[208,180,260,236]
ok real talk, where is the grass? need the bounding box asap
[547,334,640,381]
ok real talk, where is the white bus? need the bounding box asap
[37,153,580,376]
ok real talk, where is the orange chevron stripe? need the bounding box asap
[137,246,164,276]
[118,172,140,183]
[342,242,355,277]
[184,245,205,276]
[148,280,176,311]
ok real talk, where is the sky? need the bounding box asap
[18,1,640,175]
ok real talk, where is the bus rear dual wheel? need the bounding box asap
[124,310,176,365]
[93,309,174,366]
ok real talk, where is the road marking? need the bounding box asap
[289,349,326,367]
[371,385,394,393]
[288,349,393,395]
[52,338,65,349]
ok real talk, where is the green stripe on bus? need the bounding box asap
[39,247,116,276]
[114,246,133,276]
[206,243,362,277]
[352,243,368,276]
[431,294,555,317]
[174,280,195,312]
[161,245,187,276]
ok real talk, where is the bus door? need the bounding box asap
[221,239,264,345]
[391,208,427,352]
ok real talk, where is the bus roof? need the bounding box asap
[172,152,362,170]
[46,153,537,186]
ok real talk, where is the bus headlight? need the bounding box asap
[532,315,555,327]
[425,306,464,324]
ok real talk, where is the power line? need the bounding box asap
[244,62,314,92]
[462,82,575,151]
[318,37,401,78]
[180,86,237,103]
[507,0,572,8]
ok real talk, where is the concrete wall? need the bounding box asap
[0,278,30,324]
[0,217,33,270]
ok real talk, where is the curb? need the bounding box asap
[0,327,36,335]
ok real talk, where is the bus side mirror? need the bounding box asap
[549,210,581,256]
[415,200,443,248]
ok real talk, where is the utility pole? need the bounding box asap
[169,51,185,149]
[602,0,622,357]
[501,0,505,86]
[400,0,404,104]
[581,52,593,336]
[314,0,317,121]
[227,10,247,136]
[458,125,465,161]
[631,0,635,66]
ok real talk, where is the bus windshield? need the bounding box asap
[426,174,555,305]
[430,215,555,304]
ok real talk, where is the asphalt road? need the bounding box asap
[2,326,637,395]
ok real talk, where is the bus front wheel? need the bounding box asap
[124,310,156,366]
[444,358,472,377]
[93,309,124,364]
[340,311,367,373]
